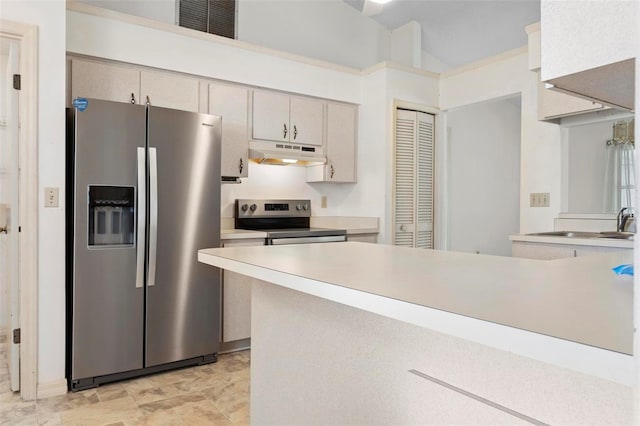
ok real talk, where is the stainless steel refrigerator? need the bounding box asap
[66,98,221,391]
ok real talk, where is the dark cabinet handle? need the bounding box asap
[130,93,136,104]
[330,164,335,179]
[293,125,298,140]
[239,158,244,174]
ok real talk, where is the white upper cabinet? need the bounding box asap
[71,59,140,104]
[537,73,606,120]
[209,84,249,179]
[140,70,199,112]
[252,90,290,142]
[540,0,636,110]
[527,23,609,119]
[252,90,323,146]
[70,59,200,112]
[289,96,323,146]
[307,102,357,183]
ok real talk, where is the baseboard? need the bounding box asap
[37,378,68,399]
[220,338,251,354]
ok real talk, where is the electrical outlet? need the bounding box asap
[45,187,59,208]
[321,195,327,208]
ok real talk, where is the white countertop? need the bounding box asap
[510,233,633,248]
[199,242,634,384]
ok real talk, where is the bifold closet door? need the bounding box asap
[393,109,434,249]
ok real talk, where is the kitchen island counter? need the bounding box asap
[200,242,632,356]
[198,242,633,424]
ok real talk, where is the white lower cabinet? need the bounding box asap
[221,238,264,343]
[347,234,378,243]
[512,241,631,260]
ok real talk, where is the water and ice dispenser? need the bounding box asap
[88,186,135,247]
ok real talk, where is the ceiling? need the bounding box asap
[345,0,540,69]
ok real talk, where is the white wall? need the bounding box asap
[67,9,361,102]
[447,97,521,256]
[237,0,389,70]
[76,0,391,71]
[77,0,176,24]
[220,163,359,218]
[440,50,563,234]
[0,0,67,385]
[390,21,420,68]
[565,119,617,214]
[421,50,451,74]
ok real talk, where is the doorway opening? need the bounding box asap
[0,20,39,401]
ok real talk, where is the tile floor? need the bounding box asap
[0,331,250,425]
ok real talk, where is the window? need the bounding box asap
[179,0,236,39]
[603,119,635,213]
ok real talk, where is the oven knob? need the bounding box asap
[303,204,309,211]
[250,204,257,212]
[296,204,302,211]
[241,204,249,212]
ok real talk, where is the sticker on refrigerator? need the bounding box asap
[72,97,89,112]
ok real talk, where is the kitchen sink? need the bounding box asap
[527,231,634,240]
[596,232,635,240]
[527,231,600,238]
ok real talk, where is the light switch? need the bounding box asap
[45,187,59,208]
[321,195,327,208]
[530,192,550,207]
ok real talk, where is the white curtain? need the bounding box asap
[603,141,635,213]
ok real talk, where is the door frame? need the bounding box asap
[1,19,39,401]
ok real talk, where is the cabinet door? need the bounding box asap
[222,270,253,342]
[141,70,199,112]
[252,90,290,142]
[347,234,377,243]
[210,84,249,178]
[71,59,140,104]
[290,96,323,146]
[512,242,574,259]
[221,239,264,342]
[325,103,357,182]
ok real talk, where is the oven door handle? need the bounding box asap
[268,235,347,245]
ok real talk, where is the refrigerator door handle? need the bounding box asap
[136,147,146,288]
[148,147,158,287]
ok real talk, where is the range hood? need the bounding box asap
[248,139,327,166]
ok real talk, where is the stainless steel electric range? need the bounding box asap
[234,199,347,245]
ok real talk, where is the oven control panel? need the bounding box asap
[235,199,311,218]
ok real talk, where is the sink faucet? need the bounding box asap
[617,207,630,232]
